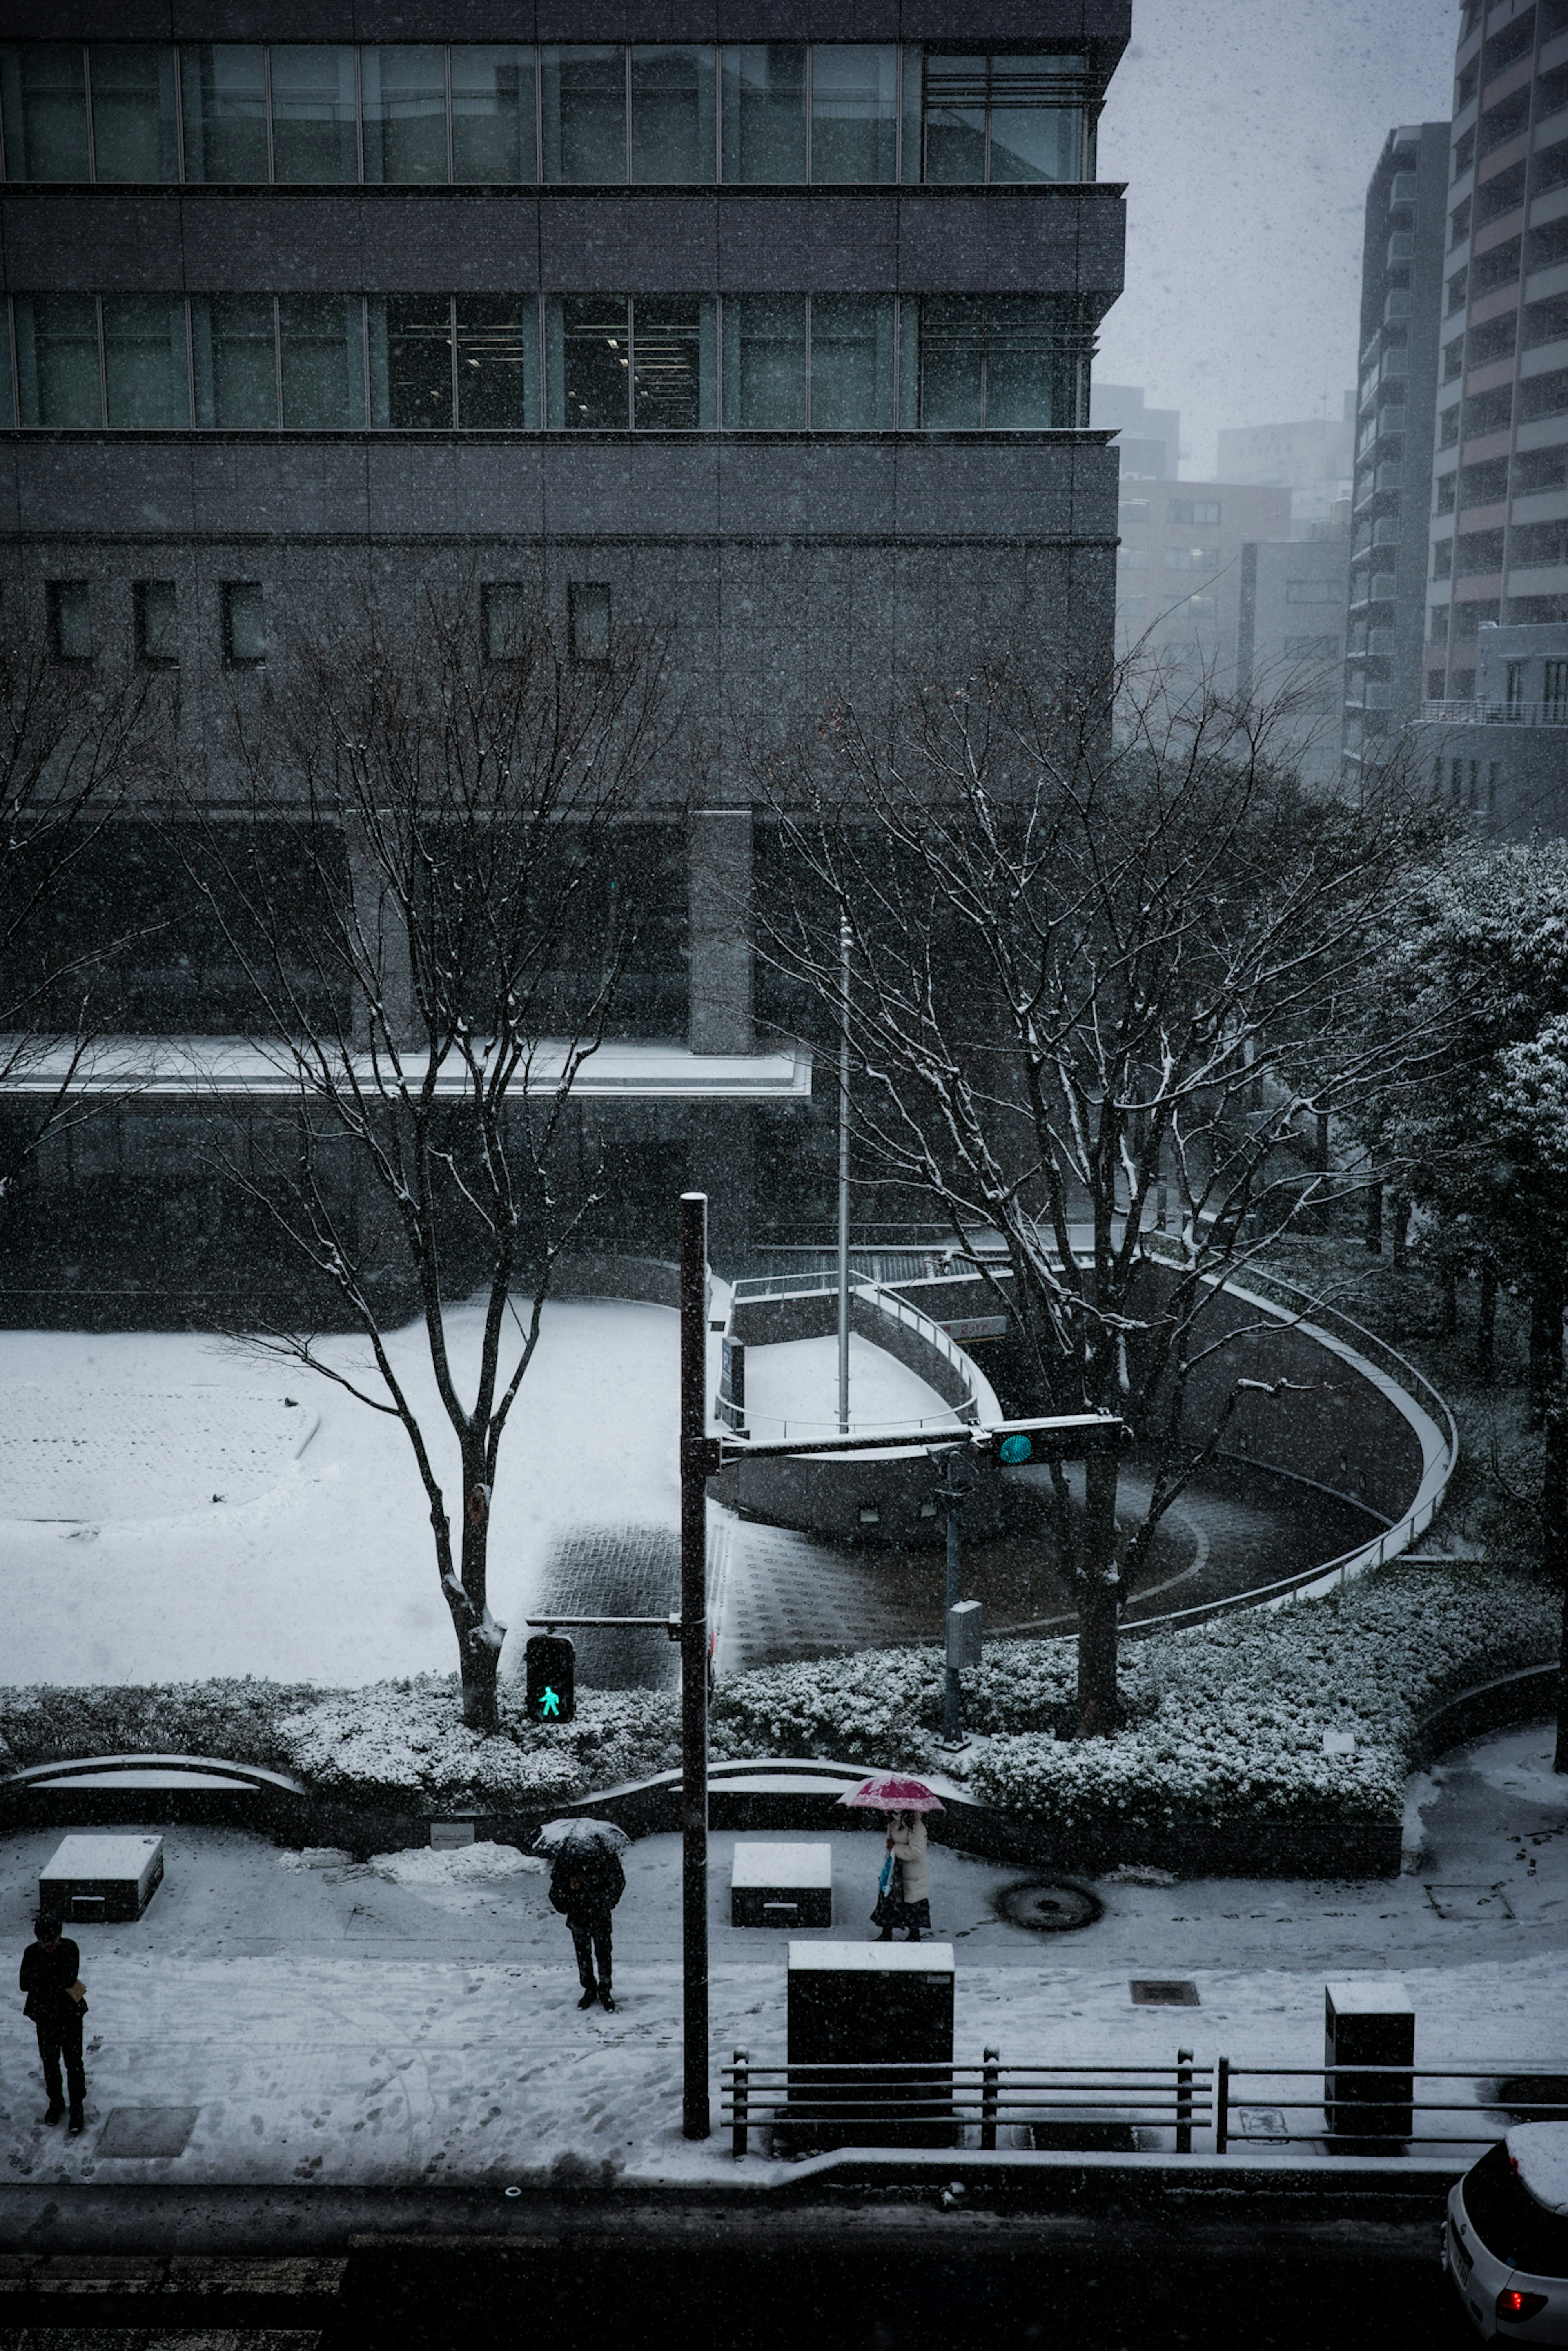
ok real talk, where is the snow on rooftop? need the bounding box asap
[1325,1977,1414,2014]
[788,1941,956,1972]
[0,1034,811,1101]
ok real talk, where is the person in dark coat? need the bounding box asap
[20,1913,87,2133]
[548,1848,625,2012]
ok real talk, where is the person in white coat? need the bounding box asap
[872,1809,931,1942]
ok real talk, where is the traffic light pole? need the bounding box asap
[679,1190,717,2141]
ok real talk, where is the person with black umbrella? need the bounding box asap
[538,1821,628,2013]
[20,1912,88,2134]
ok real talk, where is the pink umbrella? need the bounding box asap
[838,1774,945,1813]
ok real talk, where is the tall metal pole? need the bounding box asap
[837,914,851,1435]
[936,1452,969,1748]
[678,1191,713,2140]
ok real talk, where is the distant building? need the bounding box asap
[1216,411,1355,536]
[1409,0,1568,830]
[1093,383,1181,480]
[1342,121,1449,774]
[1236,535,1352,785]
[1115,479,1292,689]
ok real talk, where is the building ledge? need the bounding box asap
[0,1035,813,1103]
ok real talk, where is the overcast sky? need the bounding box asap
[1094,0,1460,478]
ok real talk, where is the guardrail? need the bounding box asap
[723,2051,1208,2159]
[1215,2062,1568,2154]
[1419,698,1568,728]
[721,2052,1568,2159]
[727,1275,993,1432]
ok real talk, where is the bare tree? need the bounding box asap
[752,660,1456,1737]
[0,638,161,1204]
[176,583,681,1730]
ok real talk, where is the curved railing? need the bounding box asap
[727,1271,1001,1437]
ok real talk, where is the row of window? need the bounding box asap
[1117,546,1221,572]
[1116,593,1218,619]
[45,575,612,669]
[0,43,1092,189]
[1118,497,1223,526]
[0,291,1094,435]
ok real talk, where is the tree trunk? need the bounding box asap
[1440,1266,1457,1336]
[454,1482,501,1733]
[461,1639,501,1733]
[1529,1267,1565,1428]
[1390,1193,1410,1270]
[1363,1184,1383,1255]
[1544,1399,1568,1775]
[1478,1256,1497,1385]
[1076,1452,1121,1738]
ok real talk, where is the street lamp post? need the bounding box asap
[933,1449,976,1750]
[679,1190,718,2141]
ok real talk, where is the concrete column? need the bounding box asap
[688,807,754,1056]
[345,819,414,1051]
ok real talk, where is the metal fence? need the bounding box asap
[721,2052,1568,2160]
[722,2050,1209,2159]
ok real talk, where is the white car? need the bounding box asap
[1447,2125,1568,2340]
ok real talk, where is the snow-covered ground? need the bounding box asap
[0,1304,679,1686]
[2,1725,1564,2188]
[740,1333,959,1440]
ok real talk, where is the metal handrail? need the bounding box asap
[722,2050,1208,2158]
[1216,2060,1568,2155]
[728,1273,996,1431]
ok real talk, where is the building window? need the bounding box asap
[180,45,272,184]
[811,45,898,183]
[13,294,101,426]
[1165,592,1217,617]
[222,580,266,665]
[48,579,92,663]
[268,45,358,183]
[278,295,366,428]
[0,44,91,180]
[361,45,450,184]
[1117,546,1148,571]
[482,580,528,662]
[1546,660,1568,720]
[450,46,536,182]
[921,52,1085,184]
[720,45,807,182]
[1284,635,1339,659]
[916,294,1085,429]
[1118,499,1149,526]
[91,45,180,181]
[134,579,179,667]
[630,44,716,182]
[1428,669,1446,698]
[1164,546,1220,573]
[370,295,454,428]
[1506,659,1529,714]
[1117,595,1147,620]
[191,294,278,428]
[568,581,610,667]
[1167,498,1220,526]
[456,297,538,428]
[102,294,190,427]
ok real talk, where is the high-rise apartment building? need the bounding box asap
[1411,0,1568,832]
[0,7,1129,1306]
[1341,122,1448,774]
[1216,411,1355,537]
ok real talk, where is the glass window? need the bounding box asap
[915,294,1074,428]
[89,46,179,181]
[102,294,190,426]
[452,46,535,182]
[569,580,610,666]
[191,294,278,427]
[269,46,358,183]
[0,45,90,181]
[810,45,897,183]
[923,52,1086,185]
[0,307,12,426]
[550,295,630,428]
[368,295,454,428]
[14,294,101,427]
[633,294,713,428]
[222,580,266,664]
[483,579,529,660]
[135,580,179,666]
[362,47,448,184]
[722,295,805,428]
[630,46,715,183]
[180,45,268,183]
[49,580,92,662]
[810,293,895,427]
[541,47,625,183]
[457,296,538,428]
[720,46,806,183]
[278,295,365,427]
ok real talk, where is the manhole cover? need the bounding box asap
[1130,1979,1200,2007]
[97,2106,199,2158]
[994,1879,1103,1933]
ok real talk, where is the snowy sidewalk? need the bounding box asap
[4,1721,1567,2191]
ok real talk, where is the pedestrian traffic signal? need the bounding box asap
[979,1414,1126,1466]
[524,1633,576,1724]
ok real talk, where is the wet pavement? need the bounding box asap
[532,1460,1384,1688]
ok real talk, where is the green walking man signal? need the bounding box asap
[524,1633,576,1724]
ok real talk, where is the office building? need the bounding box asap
[1114,478,1291,688]
[0,7,1130,1307]
[1236,532,1351,786]
[1216,410,1355,537]
[1091,381,1180,480]
[1411,0,1568,829]
[1341,121,1448,774]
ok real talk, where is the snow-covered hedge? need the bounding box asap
[275,1679,679,1809]
[714,1563,1559,1832]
